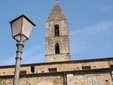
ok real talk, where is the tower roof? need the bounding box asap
[47,1,66,22]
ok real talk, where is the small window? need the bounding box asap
[31,66,35,73]
[55,43,60,54]
[110,65,113,68]
[54,25,59,36]
[48,68,57,73]
[20,71,26,75]
[82,66,91,70]
[42,71,44,73]
[105,80,109,82]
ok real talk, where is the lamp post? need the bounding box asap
[10,14,36,85]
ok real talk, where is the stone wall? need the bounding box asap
[45,20,70,62]
[0,58,113,76]
[0,74,63,85]
[0,58,113,85]
[0,71,112,85]
[67,72,113,85]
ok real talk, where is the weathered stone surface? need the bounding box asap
[45,1,70,62]
[0,1,113,85]
[47,1,66,22]
[0,75,63,85]
[0,71,112,85]
[0,58,113,75]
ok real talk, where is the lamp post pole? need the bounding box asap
[10,14,36,85]
[13,42,24,85]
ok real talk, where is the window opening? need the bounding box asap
[54,25,59,36]
[55,43,60,54]
[82,66,91,70]
[110,65,113,68]
[48,68,57,73]
[31,66,35,73]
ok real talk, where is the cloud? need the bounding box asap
[101,6,112,12]
[70,21,113,60]
[1,43,45,65]
[94,3,113,13]
[70,21,113,36]
[21,43,45,64]
[0,21,113,65]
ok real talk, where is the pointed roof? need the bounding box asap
[47,1,66,22]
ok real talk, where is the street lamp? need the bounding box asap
[10,14,36,85]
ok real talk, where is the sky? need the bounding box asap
[0,0,113,66]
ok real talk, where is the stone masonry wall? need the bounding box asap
[0,75,63,85]
[67,72,112,85]
[45,20,70,62]
[0,59,113,75]
[0,71,112,85]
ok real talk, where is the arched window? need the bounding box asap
[54,25,59,36]
[55,43,60,54]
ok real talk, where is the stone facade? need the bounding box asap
[67,72,113,85]
[45,1,70,62]
[0,74,63,85]
[0,1,113,85]
[0,58,113,76]
[0,59,113,85]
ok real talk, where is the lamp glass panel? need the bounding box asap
[11,17,23,38]
[14,35,21,42]
[22,17,34,39]
[14,35,27,42]
[21,35,27,42]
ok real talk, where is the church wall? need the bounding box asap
[0,74,63,85]
[0,66,31,76]
[0,1,112,85]
[0,59,113,76]
[67,72,112,85]
[0,70,112,85]
[35,60,109,73]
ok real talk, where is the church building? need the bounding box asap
[0,1,113,85]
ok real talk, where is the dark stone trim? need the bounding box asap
[45,53,70,56]
[45,35,69,38]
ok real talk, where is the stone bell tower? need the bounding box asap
[45,0,70,62]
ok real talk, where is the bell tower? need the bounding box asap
[45,0,70,62]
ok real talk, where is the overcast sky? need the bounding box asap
[0,0,113,66]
